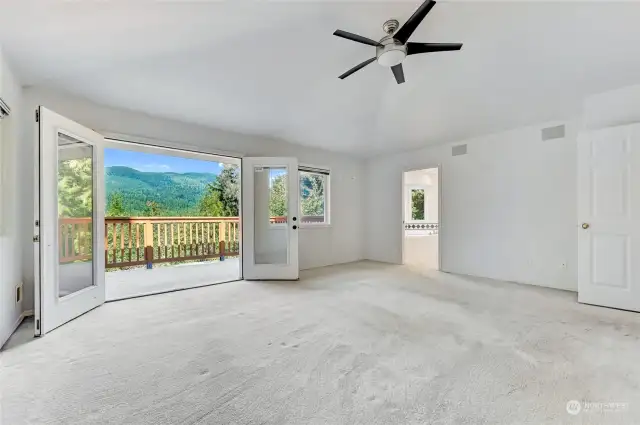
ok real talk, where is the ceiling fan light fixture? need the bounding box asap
[333,0,463,83]
[377,49,406,67]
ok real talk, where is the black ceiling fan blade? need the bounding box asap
[393,0,436,44]
[391,64,405,84]
[338,57,377,79]
[333,30,382,47]
[407,42,463,55]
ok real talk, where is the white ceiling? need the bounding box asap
[2,1,640,157]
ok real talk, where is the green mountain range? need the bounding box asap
[105,166,217,216]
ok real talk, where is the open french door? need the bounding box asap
[242,157,299,280]
[578,123,640,312]
[34,107,106,336]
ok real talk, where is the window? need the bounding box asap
[267,167,288,225]
[406,186,427,222]
[411,188,425,220]
[299,166,329,225]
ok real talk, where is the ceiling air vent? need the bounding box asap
[541,124,565,141]
[452,144,467,156]
[0,97,10,119]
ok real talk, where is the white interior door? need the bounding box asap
[34,107,106,335]
[242,157,299,280]
[578,123,640,312]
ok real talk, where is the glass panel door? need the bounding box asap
[242,158,299,280]
[57,133,95,297]
[35,107,106,336]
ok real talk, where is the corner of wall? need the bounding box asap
[0,46,25,348]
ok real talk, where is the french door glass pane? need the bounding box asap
[57,132,95,298]
[254,166,289,265]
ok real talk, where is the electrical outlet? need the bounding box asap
[16,282,23,303]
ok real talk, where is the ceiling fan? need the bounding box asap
[333,0,462,84]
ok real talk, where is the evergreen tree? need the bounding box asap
[269,174,287,217]
[58,158,93,217]
[106,191,126,217]
[300,172,325,217]
[197,164,239,217]
[198,185,225,217]
[144,200,164,216]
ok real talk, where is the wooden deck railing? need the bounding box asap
[60,216,281,269]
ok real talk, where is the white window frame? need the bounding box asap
[298,165,330,227]
[405,185,428,223]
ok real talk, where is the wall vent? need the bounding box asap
[541,124,565,141]
[452,144,467,156]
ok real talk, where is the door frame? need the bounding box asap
[33,128,247,334]
[102,138,244,288]
[401,164,442,271]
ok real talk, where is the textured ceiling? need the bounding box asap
[2,1,640,157]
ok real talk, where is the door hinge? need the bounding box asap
[36,319,40,331]
[35,109,39,122]
[35,220,39,226]
[33,235,40,242]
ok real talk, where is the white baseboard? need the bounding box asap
[0,310,33,349]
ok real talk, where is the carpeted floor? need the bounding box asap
[2,261,639,424]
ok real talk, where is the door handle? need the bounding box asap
[582,223,590,230]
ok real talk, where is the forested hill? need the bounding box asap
[105,166,216,216]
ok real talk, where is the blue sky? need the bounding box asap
[105,148,227,174]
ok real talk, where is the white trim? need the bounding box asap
[103,132,244,159]
[298,164,331,227]
[104,138,241,165]
[33,108,41,336]
[0,310,33,349]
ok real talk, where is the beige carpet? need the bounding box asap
[2,261,639,424]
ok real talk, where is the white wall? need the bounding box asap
[366,120,579,291]
[579,83,640,304]
[0,46,23,348]
[404,235,438,270]
[584,83,640,130]
[21,87,365,312]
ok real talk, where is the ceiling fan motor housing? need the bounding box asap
[376,36,407,67]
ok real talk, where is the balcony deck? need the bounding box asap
[105,258,240,300]
[58,259,240,301]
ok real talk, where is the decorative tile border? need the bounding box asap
[404,222,438,231]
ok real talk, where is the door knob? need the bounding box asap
[293,225,298,230]
[582,223,590,229]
